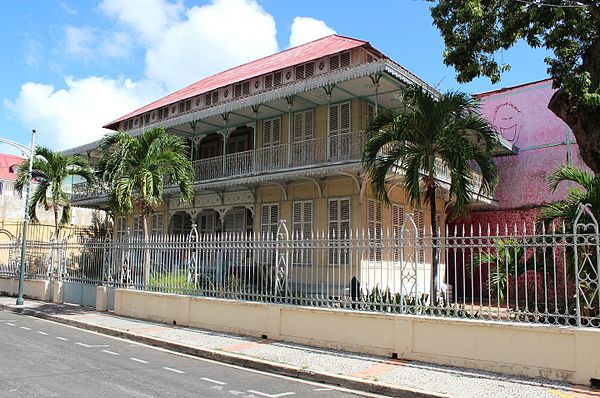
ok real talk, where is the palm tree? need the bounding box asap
[538,165,600,226]
[362,85,499,303]
[98,128,194,284]
[14,146,96,240]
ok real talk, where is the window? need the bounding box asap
[234,81,250,98]
[366,102,375,125]
[291,110,314,165]
[295,62,315,80]
[133,215,143,238]
[263,117,281,147]
[151,213,163,236]
[205,90,219,106]
[178,99,191,113]
[260,203,279,237]
[392,205,405,261]
[170,212,192,236]
[198,211,216,236]
[224,209,246,234]
[328,198,351,265]
[116,216,128,240]
[328,102,352,160]
[414,209,425,264]
[329,51,351,70]
[264,72,282,89]
[367,199,382,261]
[292,201,313,266]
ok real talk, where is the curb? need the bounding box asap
[1,303,449,398]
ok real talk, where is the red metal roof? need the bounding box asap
[104,34,372,130]
[0,153,23,181]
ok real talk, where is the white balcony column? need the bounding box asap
[324,84,335,161]
[189,121,198,161]
[221,113,230,175]
[286,96,294,167]
[369,74,382,114]
[251,104,260,173]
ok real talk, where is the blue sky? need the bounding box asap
[0,0,552,153]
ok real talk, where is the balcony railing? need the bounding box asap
[193,130,365,182]
[70,130,487,201]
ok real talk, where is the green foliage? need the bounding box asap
[98,128,194,220]
[14,146,96,238]
[361,85,499,220]
[472,237,524,301]
[149,271,196,294]
[537,165,600,226]
[427,0,600,106]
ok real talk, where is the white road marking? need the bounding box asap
[56,337,69,341]
[5,322,15,326]
[37,331,48,335]
[75,342,109,348]
[102,350,120,356]
[247,390,295,397]
[314,388,333,391]
[200,377,226,385]
[129,357,148,364]
[20,326,31,331]
[162,367,185,374]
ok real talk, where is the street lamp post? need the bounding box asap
[0,130,36,305]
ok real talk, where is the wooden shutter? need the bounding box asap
[151,213,164,236]
[329,198,351,265]
[367,199,382,261]
[263,117,280,147]
[293,110,314,142]
[329,105,339,135]
[293,201,313,266]
[392,205,404,261]
[340,51,351,68]
[340,102,351,133]
[329,54,340,70]
[261,204,279,236]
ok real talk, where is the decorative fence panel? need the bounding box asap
[1,205,599,327]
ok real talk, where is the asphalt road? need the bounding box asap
[0,309,376,398]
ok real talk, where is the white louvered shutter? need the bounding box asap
[367,199,382,261]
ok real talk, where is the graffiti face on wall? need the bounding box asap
[492,103,524,144]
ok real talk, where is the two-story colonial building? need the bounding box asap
[66,35,512,296]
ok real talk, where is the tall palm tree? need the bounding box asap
[14,147,96,240]
[538,165,600,226]
[98,128,194,284]
[362,85,499,303]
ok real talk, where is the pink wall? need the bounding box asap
[477,79,587,210]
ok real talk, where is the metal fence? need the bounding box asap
[0,204,598,328]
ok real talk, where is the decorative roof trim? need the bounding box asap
[62,59,437,156]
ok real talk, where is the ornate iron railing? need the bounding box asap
[1,204,599,327]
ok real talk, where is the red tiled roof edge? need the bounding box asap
[103,34,378,130]
[0,153,23,181]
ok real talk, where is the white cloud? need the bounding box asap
[6,0,338,151]
[99,0,183,44]
[288,17,335,48]
[145,0,278,91]
[65,26,95,59]
[4,77,164,150]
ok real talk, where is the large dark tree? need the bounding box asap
[427,0,600,174]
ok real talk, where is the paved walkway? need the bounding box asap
[1,296,599,398]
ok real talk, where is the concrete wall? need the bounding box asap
[114,288,600,385]
[0,277,50,301]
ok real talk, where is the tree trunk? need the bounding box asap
[548,36,600,174]
[142,212,151,286]
[430,186,439,304]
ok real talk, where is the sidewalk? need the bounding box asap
[0,297,598,398]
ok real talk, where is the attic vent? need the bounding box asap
[144,113,150,125]
[205,91,219,106]
[179,99,191,113]
[234,81,250,98]
[264,72,282,90]
[366,52,377,63]
[330,51,351,70]
[127,119,133,130]
[295,62,315,80]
